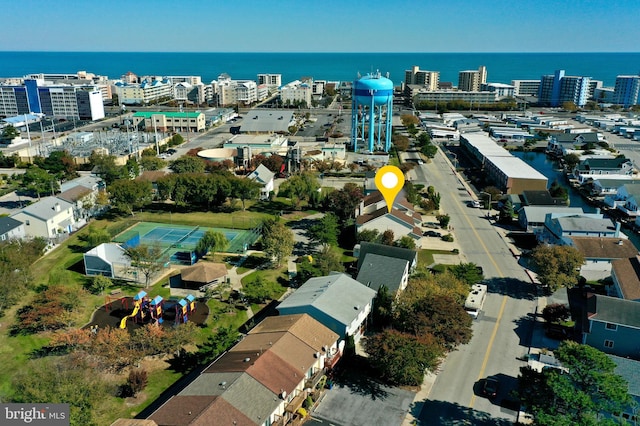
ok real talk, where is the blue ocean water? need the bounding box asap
[0,52,639,87]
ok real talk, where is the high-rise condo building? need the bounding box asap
[458,66,487,92]
[404,66,439,91]
[613,75,640,108]
[538,70,591,107]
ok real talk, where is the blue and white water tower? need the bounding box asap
[351,71,394,153]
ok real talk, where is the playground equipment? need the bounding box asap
[105,294,128,313]
[175,294,197,324]
[149,295,164,325]
[119,291,148,329]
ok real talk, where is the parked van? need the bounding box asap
[465,283,488,319]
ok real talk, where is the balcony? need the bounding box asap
[304,369,326,390]
[285,390,308,414]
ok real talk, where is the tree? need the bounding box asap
[400,114,420,127]
[395,292,473,350]
[449,262,484,286]
[231,177,261,210]
[549,180,569,201]
[126,369,148,397]
[397,235,416,250]
[124,244,166,287]
[392,134,410,151]
[562,101,578,112]
[563,153,580,171]
[261,218,294,267]
[196,326,239,365]
[365,329,443,386]
[169,156,206,174]
[356,229,380,243]
[380,229,395,246]
[307,213,339,248]
[312,245,345,275]
[517,341,632,425]
[21,166,59,199]
[372,285,394,328]
[195,230,228,258]
[84,225,111,247]
[11,358,110,426]
[531,245,584,292]
[403,181,419,205]
[277,172,320,209]
[421,143,438,158]
[1,124,19,140]
[88,275,111,295]
[90,153,126,185]
[323,182,364,223]
[542,303,570,324]
[108,179,153,216]
[436,214,450,229]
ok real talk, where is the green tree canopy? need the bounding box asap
[108,179,153,216]
[124,243,166,287]
[518,341,632,426]
[261,218,294,267]
[21,166,59,199]
[449,262,484,287]
[195,230,228,258]
[277,172,320,209]
[532,245,584,292]
[307,213,339,248]
[231,177,262,210]
[323,182,363,224]
[365,329,443,386]
[169,155,206,174]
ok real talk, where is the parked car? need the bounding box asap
[423,230,442,238]
[482,377,499,399]
[423,222,440,229]
[468,200,482,208]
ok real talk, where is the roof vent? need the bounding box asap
[243,357,251,362]
[354,305,360,310]
[618,240,623,245]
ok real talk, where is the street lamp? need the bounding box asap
[450,152,458,170]
[480,191,492,218]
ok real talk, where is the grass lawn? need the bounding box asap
[417,248,460,268]
[0,209,289,424]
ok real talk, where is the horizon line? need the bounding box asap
[1,50,639,54]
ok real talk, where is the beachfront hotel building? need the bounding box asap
[257,73,282,91]
[280,80,313,107]
[538,69,591,107]
[114,79,173,105]
[458,66,487,92]
[481,83,515,99]
[0,78,104,120]
[404,65,440,91]
[411,89,498,104]
[613,75,640,108]
[511,80,541,96]
[212,73,262,107]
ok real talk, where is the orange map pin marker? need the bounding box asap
[374,165,405,213]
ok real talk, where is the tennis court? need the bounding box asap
[114,222,261,262]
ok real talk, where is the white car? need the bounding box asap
[469,200,482,208]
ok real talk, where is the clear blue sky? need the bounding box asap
[4,0,639,52]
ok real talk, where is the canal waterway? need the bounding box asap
[512,150,640,248]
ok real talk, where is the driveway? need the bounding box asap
[312,377,415,426]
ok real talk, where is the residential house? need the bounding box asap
[58,173,105,222]
[146,314,339,426]
[355,241,418,272]
[539,213,620,244]
[602,183,640,219]
[582,294,640,358]
[610,256,640,301]
[546,132,602,157]
[246,164,275,200]
[0,216,25,241]
[276,273,376,343]
[573,157,635,184]
[592,178,640,197]
[568,236,638,281]
[11,197,76,242]
[608,355,640,425]
[355,253,410,296]
[355,192,422,240]
[517,206,584,234]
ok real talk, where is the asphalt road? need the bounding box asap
[416,148,538,424]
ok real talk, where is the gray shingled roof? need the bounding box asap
[0,216,22,235]
[589,294,640,329]
[355,253,408,294]
[277,273,376,329]
[356,241,417,271]
[609,355,640,397]
[553,216,616,233]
